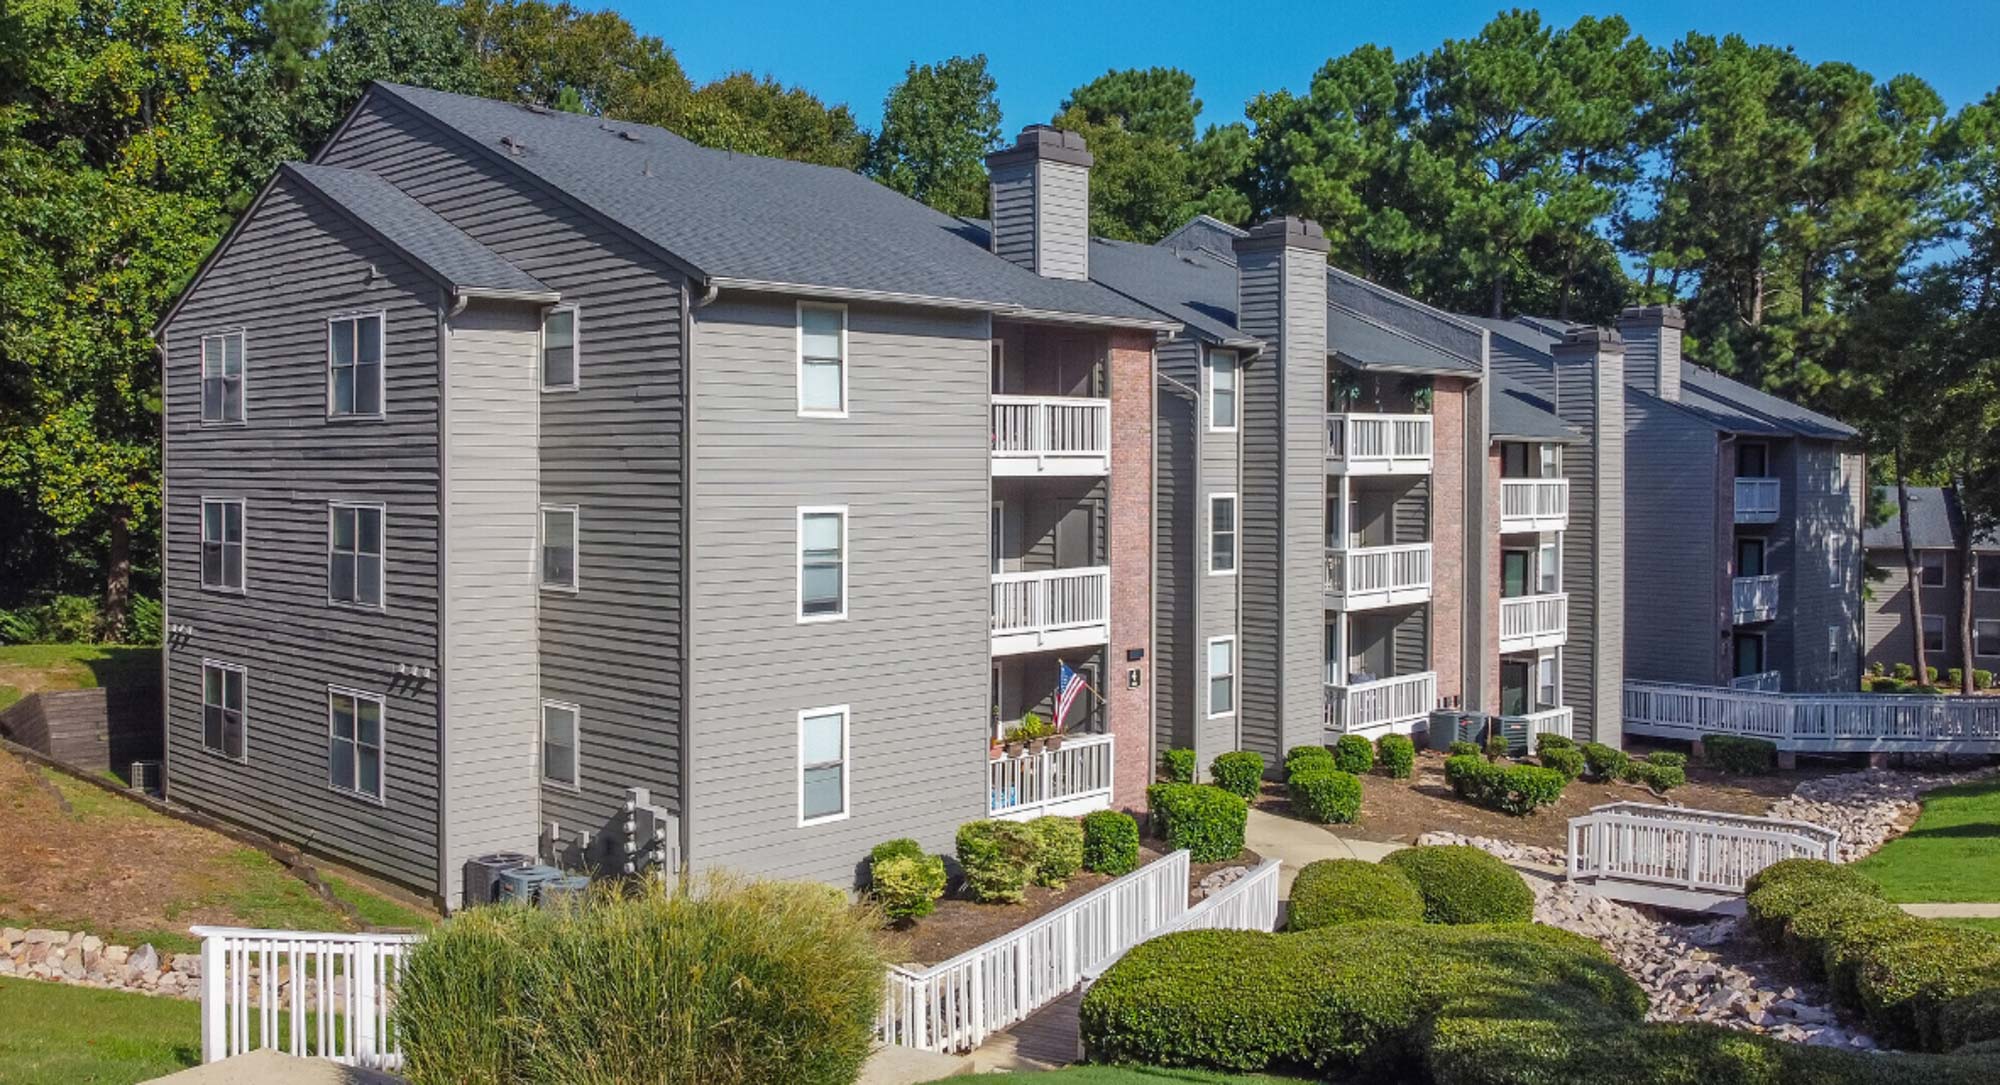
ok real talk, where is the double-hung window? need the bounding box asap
[1920,551,1947,588]
[798,705,849,825]
[542,701,580,788]
[329,504,384,607]
[201,499,245,591]
[201,331,245,423]
[541,506,579,590]
[1538,540,1560,594]
[328,688,384,800]
[1209,349,1238,431]
[201,661,247,760]
[1209,494,1238,574]
[1977,553,2000,592]
[1537,655,1558,709]
[1207,636,1236,717]
[327,313,385,418]
[799,508,846,620]
[542,306,579,390]
[1923,613,1947,654]
[798,304,847,416]
[1977,619,2000,659]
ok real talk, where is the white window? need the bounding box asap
[542,701,580,788]
[1828,540,1842,588]
[798,705,849,825]
[1537,654,1558,708]
[798,507,846,620]
[991,341,1006,394]
[1207,636,1236,717]
[327,688,384,800]
[329,503,384,607]
[1538,540,1560,594]
[1829,624,1842,672]
[1209,349,1238,431]
[542,306,579,390]
[201,331,245,423]
[201,661,247,760]
[1976,553,2000,591]
[541,505,579,590]
[1538,444,1557,479]
[327,313,385,418]
[1920,551,1947,588]
[201,498,245,591]
[1209,493,1238,574]
[1923,613,1946,654]
[1975,619,2000,658]
[798,303,847,416]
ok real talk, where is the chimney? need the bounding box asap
[1616,305,1685,401]
[1550,325,1626,749]
[985,125,1093,280]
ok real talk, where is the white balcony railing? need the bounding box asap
[1499,478,1570,533]
[1325,543,1433,610]
[1499,592,1568,653]
[1501,705,1575,743]
[988,733,1114,819]
[991,396,1111,476]
[1732,574,1779,624]
[1730,670,1783,692]
[1326,413,1432,475]
[1325,671,1438,734]
[991,567,1110,656]
[1734,478,1780,524]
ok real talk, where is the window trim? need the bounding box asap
[1207,347,1239,433]
[797,703,851,827]
[796,301,849,418]
[200,497,247,594]
[1536,650,1559,710]
[1976,619,2000,659]
[1919,551,1948,588]
[326,685,387,805]
[1975,552,2000,592]
[540,700,583,791]
[1537,538,1560,594]
[540,304,582,392]
[325,310,388,421]
[540,504,581,593]
[1922,613,1947,654]
[796,505,848,623]
[990,340,1006,395]
[1735,631,1767,677]
[1208,492,1239,576]
[200,329,248,426]
[199,659,249,763]
[1206,635,1237,719]
[326,501,387,611]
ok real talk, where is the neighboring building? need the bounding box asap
[1863,486,2000,676]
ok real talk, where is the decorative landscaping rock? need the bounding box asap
[1194,865,1250,900]
[0,930,200,1001]
[1767,765,1996,862]
[1414,831,1563,867]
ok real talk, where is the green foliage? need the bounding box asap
[869,837,924,866]
[123,595,162,645]
[1331,734,1374,774]
[1005,712,1053,743]
[1377,733,1416,779]
[1081,810,1140,876]
[1623,759,1686,793]
[1484,732,1510,761]
[1147,783,1247,862]
[1540,746,1586,781]
[1162,747,1198,784]
[1287,859,1424,930]
[1053,67,1254,241]
[1284,744,1336,779]
[1027,816,1085,889]
[1702,734,1778,774]
[1536,732,1575,751]
[1287,768,1363,824]
[955,820,1037,904]
[1448,740,1481,758]
[872,853,946,922]
[1893,663,1916,680]
[1977,670,1996,691]
[867,54,1002,216]
[1445,754,1568,815]
[1382,845,1536,924]
[1579,742,1630,780]
[1209,750,1267,799]
[1646,750,1688,769]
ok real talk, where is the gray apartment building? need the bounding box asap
[1863,486,2000,676]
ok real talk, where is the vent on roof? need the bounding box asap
[598,122,643,143]
[521,102,554,116]
[501,135,526,156]
[642,158,653,177]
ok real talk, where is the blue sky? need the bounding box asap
[617,1,1998,133]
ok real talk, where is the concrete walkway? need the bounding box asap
[1244,806,1404,896]
[1900,902,2000,919]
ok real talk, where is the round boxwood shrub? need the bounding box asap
[955,819,1038,903]
[871,853,946,922]
[1703,733,1777,774]
[1332,734,1375,774]
[1535,732,1574,752]
[1288,859,1424,930]
[1622,759,1686,793]
[1382,845,1534,925]
[1288,768,1362,824]
[1540,745,1586,781]
[1161,747,1197,783]
[1081,810,1140,876]
[1448,740,1480,758]
[1210,750,1267,800]
[1743,859,1885,941]
[1285,744,1336,780]
[1446,755,1568,815]
[1377,733,1416,779]
[1580,742,1629,781]
[1026,815,1085,889]
[1147,782,1247,862]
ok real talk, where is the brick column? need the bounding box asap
[1107,329,1155,811]
[1430,379,1468,708]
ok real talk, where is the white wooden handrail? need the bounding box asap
[991,396,1110,474]
[1325,671,1437,733]
[1499,478,1569,531]
[193,927,422,1068]
[1567,805,1838,895]
[1734,478,1780,523]
[990,567,1110,636]
[1326,413,1432,473]
[1732,574,1779,623]
[1499,593,1567,651]
[989,734,1114,818]
[1624,680,2000,753]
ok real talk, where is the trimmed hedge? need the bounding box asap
[1288,768,1363,824]
[1081,810,1140,876]
[1288,859,1424,930]
[956,820,1037,903]
[1540,746,1586,781]
[1536,732,1574,752]
[1580,742,1629,781]
[1161,747,1197,783]
[869,839,945,921]
[1378,733,1416,779]
[1448,740,1480,757]
[1445,754,1567,815]
[1285,744,1337,779]
[1027,816,1084,889]
[1646,750,1688,769]
[1147,783,1247,862]
[1382,845,1535,925]
[1623,758,1686,793]
[1210,750,1267,799]
[1332,734,1375,774]
[1703,733,1777,774]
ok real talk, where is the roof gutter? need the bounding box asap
[704,275,1181,334]
[449,286,563,316]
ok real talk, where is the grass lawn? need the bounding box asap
[0,643,155,711]
[0,977,199,1084]
[1851,777,2000,902]
[1940,916,2000,934]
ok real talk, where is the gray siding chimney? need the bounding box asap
[986,126,1093,281]
[1616,305,1685,401]
[1551,327,1626,749]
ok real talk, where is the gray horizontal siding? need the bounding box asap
[1622,393,1719,686]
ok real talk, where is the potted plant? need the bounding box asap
[1006,713,1053,755]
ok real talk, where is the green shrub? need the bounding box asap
[1743,859,1886,940]
[1288,859,1423,930]
[1332,734,1375,774]
[1853,923,2000,1049]
[1147,783,1247,862]
[395,878,882,1085]
[955,820,1037,903]
[1702,734,1777,774]
[1484,731,1510,760]
[1947,668,1965,689]
[872,853,946,922]
[1927,666,1940,684]
[1288,768,1362,824]
[1026,816,1085,889]
[1382,845,1534,925]
[1446,754,1567,815]
[1938,988,2000,1052]
[1161,747,1197,783]
[1579,742,1629,780]
[0,595,110,644]
[1646,750,1688,769]
[1285,744,1336,779]
[1209,750,1266,799]
[1893,662,1915,680]
[1623,760,1686,792]
[1080,810,1139,876]
[1536,732,1574,752]
[1377,733,1416,779]
[1976,669,1995,691]
[1540,746,1586,781]
[1448,740,1480,757]
[869,837,924,866]
[125,596,164,645]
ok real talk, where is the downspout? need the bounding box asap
[434,289,453,905]
[677,279,718,874]
[154,335,172,804]
[1157,361,1202,764]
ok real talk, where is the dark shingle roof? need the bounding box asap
[1087,237,1258,349]
[1328,305,1481,376]
[1863,486,2000,551]
[364,83,1172,329]
[283,163,552,297]
[1678,364,1857,440]
[1490,376,1580,442]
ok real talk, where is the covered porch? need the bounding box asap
[1325,607,1437,734]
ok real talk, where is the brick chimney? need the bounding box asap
[1551,326,1627,750]
[1616,305,1685,401]
[985,126,1093,281]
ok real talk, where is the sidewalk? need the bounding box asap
[1244,807,1404,896]
[1899,902,2000,919]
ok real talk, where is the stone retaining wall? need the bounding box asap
[0,683,161,777]
[1,927,200,1000]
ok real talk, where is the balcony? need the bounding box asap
[1499,479,1570,533]
[988,733,1115,820]
[1325,543,1433,611]
[1732,574,1779,624]
[1499,593,1569,653]
[991,567,1110,656]
[1501,706,1575,745]
[1326,413,1433,476]
[1324,671,1438,735]
[1729,670,1783,692]
[1734,478,1780,524]
[991,396,1111,477]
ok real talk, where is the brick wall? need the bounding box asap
[1430,379,1467,707]
[1107,330,1155,811]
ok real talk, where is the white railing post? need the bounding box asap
[200,934,226,1063]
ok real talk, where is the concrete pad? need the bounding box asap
[1244,807,1405,896]
[857,1043,975,1083]
[1901,902,2000,919]
[145,1050,404,1084]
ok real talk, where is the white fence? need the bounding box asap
[1499,478,1570,532]
[1153,858,1283,936]
[990,567,1110,653]
[193,926,420,1068]
[1730,671,1783,692]
[991,396,1111,475]
[989,734,1115,819]
[1498,592,1568,652]
[1624,680,2000,753]
[1326,413,1432,474]
[1567,802,1840,896]
[1734,477,1781,523]
[1732,574,1780,624]
[1325,671,1438,733]
[1325,543,1433,609]
[1502,705,1575,743]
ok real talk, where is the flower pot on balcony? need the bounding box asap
[1004,741,1025,757]
[1045,733,1065,752]
[1025,738,1046,756]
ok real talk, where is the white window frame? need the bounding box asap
[1828,624,1842,673]
[1922,613,1947,655]
[325,310,387,420]
[1538,538,1561,594]
[541,700,582,790]
[541,304,581,392]
[796,301,849,418]
[1975,552,2000,592]
[326,686,386,804]
[1206,635,1237,719]
[797,505,848,623]
[200,660,248,762]
[1207,348,1239,433]
[1208,492,1238,576]
[540,504,580,592]
[200,329,247,424]
[1919,551,1947,588]
[1976,619,2000,659]
[1538,443,1558,479]
[990,340,1006,395]
[1828,538,1844,588]
[1536,651,1559,710]
[327,501,387,609]
[797,704,851,827]
[200,497,246,593]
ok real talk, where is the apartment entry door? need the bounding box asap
[1499,660,1532,717]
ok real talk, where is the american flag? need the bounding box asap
[1055,661,1086,730]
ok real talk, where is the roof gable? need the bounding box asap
[283,164,552,298]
